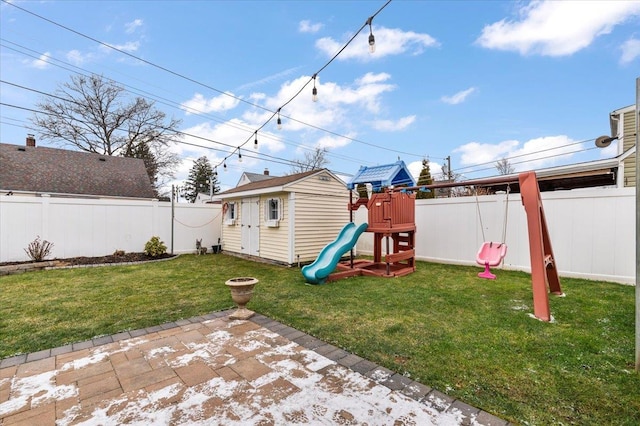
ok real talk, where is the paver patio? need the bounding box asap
[0,310,510,425]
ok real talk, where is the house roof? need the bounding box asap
[347,160,416,191]
[482,155,621,193]
[0,143,156,198]
[236,171,277,187]
[217,169,338,198]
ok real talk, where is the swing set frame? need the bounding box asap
[395,170,563,322]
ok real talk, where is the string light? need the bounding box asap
[238,148,242,163]
[223,161,227,171]
[312,74,318,102]
[277,108,282,130]
[367,17,376,53]
[254,131,258,149]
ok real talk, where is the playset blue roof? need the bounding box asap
[347,160,416,191]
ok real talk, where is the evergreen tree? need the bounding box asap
[122,141,159,194]
[416,158,435,199]
[184,156,217,203]
[356,183,368,199]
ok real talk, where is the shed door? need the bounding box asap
[241,197,260,256]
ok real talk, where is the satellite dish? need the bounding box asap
[595,135,615,148]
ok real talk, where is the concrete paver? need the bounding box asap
[0,310,511,425]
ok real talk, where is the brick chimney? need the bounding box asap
[264,168,269,176]
[26,134,36,147]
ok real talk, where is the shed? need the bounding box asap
[216,168,350,265]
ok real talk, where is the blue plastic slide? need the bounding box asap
[302,222,368,285]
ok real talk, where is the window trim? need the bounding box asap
[264,197,282,227]
[224,201,237,225]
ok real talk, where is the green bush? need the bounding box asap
[144,236,167,257]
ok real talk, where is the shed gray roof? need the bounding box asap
[0,143,156,198]
[347,160,416,191]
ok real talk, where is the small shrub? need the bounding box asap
[113,249,125,256]
[24,236,54,262]
[144,236,167,257]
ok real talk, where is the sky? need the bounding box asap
[1,0,639,195]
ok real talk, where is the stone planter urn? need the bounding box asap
[225,277,258,320]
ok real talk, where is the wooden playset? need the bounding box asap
[321,159,562,322]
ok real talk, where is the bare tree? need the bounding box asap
[439,163,466,197]
[495,157,515,175]
[290,147,329,174]
[31,74,181,192]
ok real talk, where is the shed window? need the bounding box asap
[265,198,282,227]
[224,202,237,225]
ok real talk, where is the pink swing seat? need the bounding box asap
[476,241,507,280]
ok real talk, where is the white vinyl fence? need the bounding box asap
[355,187,635,284]
[2,189,635,284]
[0,195,222,262]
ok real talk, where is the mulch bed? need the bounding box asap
[0,252,176,267]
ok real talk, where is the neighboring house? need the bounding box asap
[195,192,221,203]
[490,104,636,193]
[610,104,637,187]
[216,168,350,265]
[0,136,156,199]
[235,168,276,187]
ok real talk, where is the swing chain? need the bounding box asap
[501,185,510,244]
[474,186,486,242]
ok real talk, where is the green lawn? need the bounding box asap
[1,254,638,425]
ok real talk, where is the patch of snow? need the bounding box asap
[147,346,176,358]
[0,371,77,416]
[60,351,109,371]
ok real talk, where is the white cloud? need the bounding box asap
[476,1,640,56]
[242,72,396,134]
[372,115,416,131]
[455,135,583,172]
[407,160,443,182]
[315,134,354,150]
[100,41,140,53]
[315,26,439,61]
[620,37,640,64]
[441,87,476,105]
[125,19,143,34]
[180,93,241,115]
[65,49,93,66]
[175,119,286,179]
[29,52,50,69]
[299,19,323,34]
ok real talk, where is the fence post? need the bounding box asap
[41,194,50,242]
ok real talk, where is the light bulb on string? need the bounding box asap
[277,109,282,130]
[254,131,258,149]
[367,17,375,53]
[312,74,318,102]
[223,161,227,171]
[238,148,242,163]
